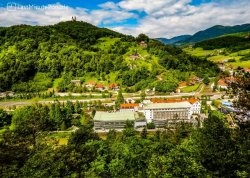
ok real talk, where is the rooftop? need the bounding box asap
[94,111,135,121]
[218,79,228,86]
[151,98,199,105]
[120,103,139,109]
[144,101,191,109]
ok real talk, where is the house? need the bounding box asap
[86,81,96,88]
[93,111,135,130]
[244,68,250,73]
[120,103,139,112]
[225,77,236,84]
[176,88,181,93]
[109,83,119,90]
[96,83,105,91]
[178,81,187,88]
[189,98,201,114]
[217,79,228,90]
[125,98,135,104]
[139,41,147,47]
[188,76,201,85]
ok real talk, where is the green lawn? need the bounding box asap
[181,83,201,93]
[184,46,250,68]
[94,37,120,50]
[183,47,213,57]
[42,132,72,146]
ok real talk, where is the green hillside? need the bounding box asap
[0,21,219,92]
[181,23,250,44]
[184,32,250,68]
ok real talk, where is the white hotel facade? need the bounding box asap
[144,101,201,127]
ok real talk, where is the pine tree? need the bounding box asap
[115,89,124,108]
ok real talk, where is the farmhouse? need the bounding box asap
[86,81,96,88]
[109,83,119,90]
[217,79,228,90]
[96,83,105,91]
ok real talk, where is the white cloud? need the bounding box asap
[115,0,250,38]
[98,1,119,10]
[0,4,92,26]
[0,1,249,38]
[0,3,137,27]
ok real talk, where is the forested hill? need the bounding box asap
[194,32,250,51]
[0,21,219,92]
[181,23,250,44]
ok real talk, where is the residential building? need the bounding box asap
[86,81,96,88]
[189,98,201,114]
[96,83,105,91]
[217,79,228,90]
[94,111,135,130]
[109,83,119,90]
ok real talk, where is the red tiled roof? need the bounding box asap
[151,98,199,105]
[218,79,228,86]
[225,77,236,83]
[188,98,199,104]
[109,83,118,89]
[179,81,187,87]
[120,103,139,109]
[96,83,104,88]
[244,68,250,72]
[87,81,96,85]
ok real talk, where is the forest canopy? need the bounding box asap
[0,21,219,92]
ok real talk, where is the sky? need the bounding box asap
[0,0,249,38]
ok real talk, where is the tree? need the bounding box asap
[0,109,11,127]
[231,72,250,110]
[11,105,48,146]
[136,33,149,42]
[194,111,238,177]
[140,126,147,139]
[140,90,146,101]
[203,76,210,85]
[115,89,124,108]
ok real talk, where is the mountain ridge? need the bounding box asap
[157,23,250,45]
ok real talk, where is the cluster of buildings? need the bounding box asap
[71,80,120,91]
[94,98,201,130]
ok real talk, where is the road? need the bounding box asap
[0,92,198,109]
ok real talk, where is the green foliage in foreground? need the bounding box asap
[0,109,249,177]
[0,21,219,92]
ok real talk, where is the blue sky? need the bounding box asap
[0,0,249,38]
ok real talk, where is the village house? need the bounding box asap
[244,68,250,73]
[217,79,228,90]
[95,83,106,91]
[109,83,119,91]
[85,81,96,88]
[139,41,147,48]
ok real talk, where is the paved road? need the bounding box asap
[1,90,224,109]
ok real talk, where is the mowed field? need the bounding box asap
[184,47,250,68]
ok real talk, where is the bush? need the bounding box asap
[228,59,236,62]
[147,122,155,129]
